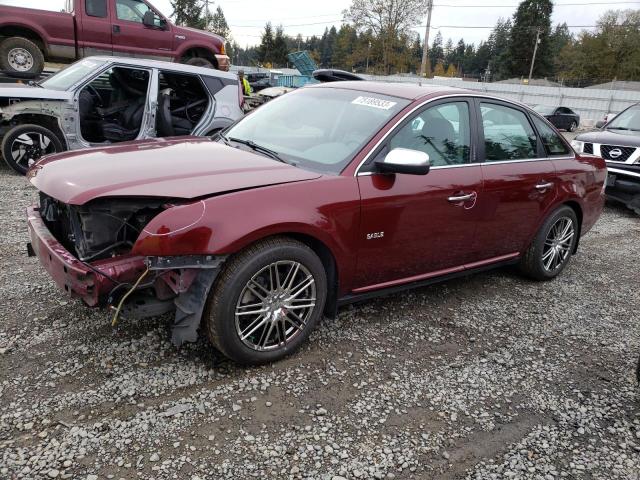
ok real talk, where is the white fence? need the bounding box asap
[362,74,640,127]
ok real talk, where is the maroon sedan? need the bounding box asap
[26,82,606,364]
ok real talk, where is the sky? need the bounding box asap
[2,0,639,48]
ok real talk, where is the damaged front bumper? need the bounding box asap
[27,205,226,345]
[27,205,146,306]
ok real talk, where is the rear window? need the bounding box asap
[86,0,107,17]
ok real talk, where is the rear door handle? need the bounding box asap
[113,25,121,34]
[535,182,554,192]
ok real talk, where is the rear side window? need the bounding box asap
[86,0,107,17]
[532,116,570,156]
[481,103,537,161]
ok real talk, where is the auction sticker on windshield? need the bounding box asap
[352,96,397,110]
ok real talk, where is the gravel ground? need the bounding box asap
[1,162,639,480]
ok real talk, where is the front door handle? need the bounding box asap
[113,25,121,34]
[535,182,554,192]
[448,193,475,202]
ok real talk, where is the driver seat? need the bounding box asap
[157,88,193,137]
[101,97,146,142]
[419,118,457,164]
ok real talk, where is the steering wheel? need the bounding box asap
[184,99,208,123]
[87,85,104,107]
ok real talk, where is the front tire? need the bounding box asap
[0,37,45,78]
[1,124,64,175]
[184,57,215,69]
[519,206,578,281]
[204,237,327,365]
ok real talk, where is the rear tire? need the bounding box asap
[519,206,578,281]
[0,37,45,79]
[184,57,214,69]
[568,121,577,132]
[1,124,64,175]
[204,237,327,365]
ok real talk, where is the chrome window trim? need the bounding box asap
[353,93,575,177]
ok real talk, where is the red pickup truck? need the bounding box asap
[0,0,230,78]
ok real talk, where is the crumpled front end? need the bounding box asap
[27,194,227,346]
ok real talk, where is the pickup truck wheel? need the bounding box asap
[205,237,327,365]
[184,57,214,69]
[1,124,63,175]
[518,205,578,281]
[0,37,45,79]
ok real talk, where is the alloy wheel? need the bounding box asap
[542,217,575,272]
[8,48,34,72]
[10,132,56,168]
[235,261,316,351]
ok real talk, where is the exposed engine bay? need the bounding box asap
[39,193,167,261]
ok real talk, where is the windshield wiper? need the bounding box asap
[228,137,288,164]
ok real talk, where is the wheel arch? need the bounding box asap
[221,230,340,319]
[180,47,218,68]
[0,24,47,53]
[9,114,67,149]
[563,200,583,253]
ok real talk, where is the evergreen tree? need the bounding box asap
[208,5,230,38]
[507,0,554,78]
[272,25,289,67]
[488,18,512,80]
[258,22,275,64]
[430,32,444,71]
[170,0,205,29]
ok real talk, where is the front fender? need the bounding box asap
[131,176,361,293]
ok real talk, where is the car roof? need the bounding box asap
[310,80,472,100]
[87,56,237,80]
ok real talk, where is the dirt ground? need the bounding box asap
[1,157,639,480]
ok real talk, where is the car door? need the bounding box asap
[353,99,483,291]
[77,0,113,56]
[473,100,558,260]
[111,0,174,60]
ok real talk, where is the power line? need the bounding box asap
[433,1,638,6]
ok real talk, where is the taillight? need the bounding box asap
[238,80,244,108]
[220,43,226,55]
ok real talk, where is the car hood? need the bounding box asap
[576,129,640,147]
[0,83,71,101]
[28,137,321,205]
[178,26,225,44]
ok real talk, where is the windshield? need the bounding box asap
[224,87,409,174]
[606,105,640,131]
[40,59,106,91]
[533,105,555,115]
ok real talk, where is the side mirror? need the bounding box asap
[143,10,155,27]
[375,148,430,175]
[595,120,605,129]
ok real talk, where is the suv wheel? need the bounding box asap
[519,205,578,280]
[0,37,45,78]
[1,124,64,175]
[204,237,327,364]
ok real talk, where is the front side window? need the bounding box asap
[86,0,107,17]
[116,0,161,25]
[481,103,537,161]
[532,117,570,156]
[389,101,471,167]
[223,88,409,174]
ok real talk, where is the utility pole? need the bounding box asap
[528,28,541,84]
[366,40,371,73]
[203,0,211,31]
[419,0,434,77]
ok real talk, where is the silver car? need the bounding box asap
[0,56,243,174]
